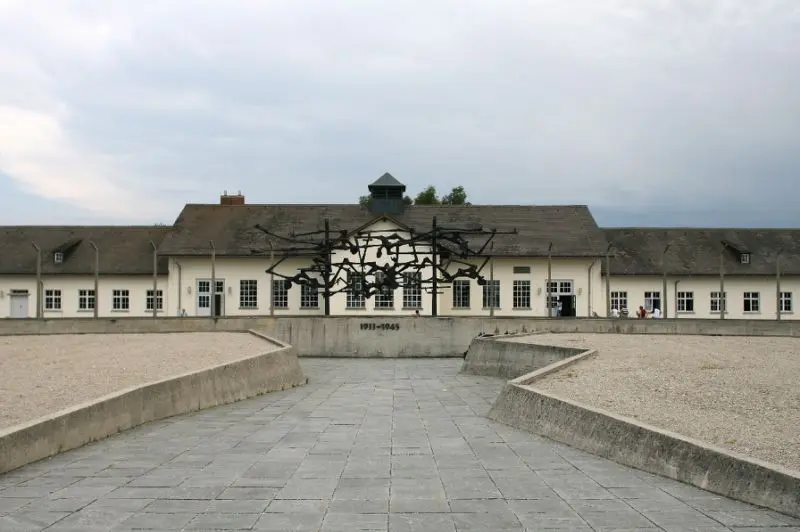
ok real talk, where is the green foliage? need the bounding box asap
[414,185,440,205]
[441,185,470,206]
[360,186,470,206]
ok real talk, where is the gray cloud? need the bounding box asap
[0,0,798,225]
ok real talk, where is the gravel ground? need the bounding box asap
[517,333,800,472]
[0,332,276,430]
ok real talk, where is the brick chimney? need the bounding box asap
[220,190,245,205]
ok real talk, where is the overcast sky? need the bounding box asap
[1,1,798,227]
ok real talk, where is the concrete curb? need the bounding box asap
[0,330,306,475]
[479,337,800,518]
[460,335,589,379]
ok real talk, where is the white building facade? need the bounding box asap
[2,177,799,320]
[0,275,167,319]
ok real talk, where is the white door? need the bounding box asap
[214,280,225,317]
[9,294,29,318]
[196,280,211,316]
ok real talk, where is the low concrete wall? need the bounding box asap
[1,316,800,357]
[486,342,800,518]
[0,331,306,475]
[461,335,586,379]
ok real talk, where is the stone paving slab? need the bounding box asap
[0,358,798,531]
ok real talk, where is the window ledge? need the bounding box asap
[238,307,259,310]
[780,311,794,314]
[744,311,761,315]
[513,307,532,311]
[111,309,130,313]
[77,309,95,313]
[345,307,367,311]
[482,307,502,310]
[401,307,422,311]
[374,308,395,311]
[676,311,695,315]
[452,307,471,310]
[44,309,62,313]
[299,307,320,310]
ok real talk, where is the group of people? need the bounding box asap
[610,306,662,319]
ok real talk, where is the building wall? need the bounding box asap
[4,267,797,320]
[605,275,799,320]
[0,275,168,319]
[167,256,313,317]
[441,257,603,317]
[164,217,602,318]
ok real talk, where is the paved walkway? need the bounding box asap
[1,359,797,531]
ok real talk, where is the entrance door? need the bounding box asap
[213,280,224,316]
[9,293,29,318]
[196,279,225,317]
[547,280,576,317]
[196,280,211,316]
[214,294,223,317]
[559,295,577,317]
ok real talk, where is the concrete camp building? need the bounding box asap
[0,173,798,320]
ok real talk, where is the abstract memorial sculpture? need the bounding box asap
[252,217,517,316]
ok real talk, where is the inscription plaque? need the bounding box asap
[360,323,400,331]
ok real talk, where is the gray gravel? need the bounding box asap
[522,333,800,472]
[0,332,276,430]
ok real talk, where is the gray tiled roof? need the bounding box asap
[158,204,609,258]
[0,226,171,275]
[369,172,405,189]
[604,228,800,276]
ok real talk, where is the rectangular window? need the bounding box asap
[239,280,258,309]
[197,281,210,310]
[452,280,470,309]
[546,280,573,295]
[78,289,95,310]
[346,273,365,309]
[512,280,531,309]
[610,291,627,311]
[677,291,694,312]
[644,291,661,311]
[374,285,394,309]
[44,289,62,310]
[112,289,130,311]
[512,266,531,274]
[272,280,289,309]
[300,283,319,309]
[146,289,164,311]
[743,291,760,313]
[710,291,727,313]
[780,291,793,313]
[402,273,422,309]
[482,280,500,309]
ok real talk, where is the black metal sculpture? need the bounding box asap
[252,217,517,316]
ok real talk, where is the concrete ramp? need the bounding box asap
[461,334,585,379]
[0,331,307,475]
[476,335,800,519]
